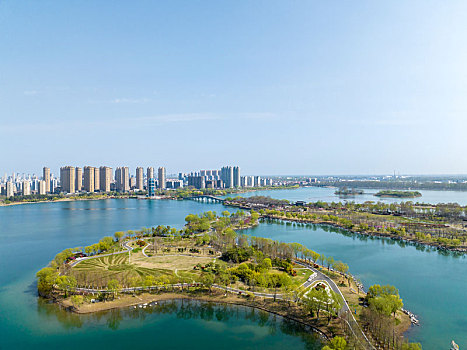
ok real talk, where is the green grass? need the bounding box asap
[72,253,176,285]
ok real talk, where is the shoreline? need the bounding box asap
[60,292,332,340]
[256,214,467,253]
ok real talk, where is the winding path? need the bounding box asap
[67,241,374,349]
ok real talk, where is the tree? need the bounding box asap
[70,295,84,309]
[260,258,272,270]
[107,279,120,299]
[202,273,215,293]
[55,275,77,297]
[36,267,59,297]
[114,231,124,242]
[321,336,347,350]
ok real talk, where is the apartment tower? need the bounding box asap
[83,166,95,193]
[158,167,166,189]
[115,167,130,192]
[75,167,83,192]
[99,166,112,192]
[136,167,144,190]
[94,167,100,191]
[60,166,75,193]
[43,167,50,193]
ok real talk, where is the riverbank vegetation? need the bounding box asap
[315,179,467,192]
[0,191,145,205]
[226,196,467,251]
[37,209,420,349]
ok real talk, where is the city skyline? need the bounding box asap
[2,1,467,175]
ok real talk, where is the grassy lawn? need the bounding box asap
[71,253,215,286]
[133,254,214,270]
[292,268,313,285]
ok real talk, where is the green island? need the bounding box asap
[225,196,467,251]
[37,209,421,350]
[374,191,422,198]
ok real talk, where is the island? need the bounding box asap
[36,210,420,350]
[374,190,422,198]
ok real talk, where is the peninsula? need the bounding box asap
[37,210,420,350]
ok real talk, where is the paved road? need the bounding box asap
[67,242,374,349]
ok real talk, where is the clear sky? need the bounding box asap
[1,0,467,176]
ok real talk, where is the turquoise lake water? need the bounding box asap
[0,199,321,350]
[0,197,466,349]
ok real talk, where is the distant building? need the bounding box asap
[22,180,31,196]
[75,167,83,192]
[221,166,234,188]
[188,175,205,189]
[254,176,261,187]
[130,176,136,189]
[147,178,156,197]
[43,167,50,193]
[233,166,240,187]
[94,167,100,191]
[83,166,95,193]
[158,167,166,189]
[136,167,144,190]
[115,167,130,192]
[147,167,154,180]
[166,180,183,189]
[60,166,76,193]
[38,180,47,195]
[6,181,14,197]
[99,166,112,192]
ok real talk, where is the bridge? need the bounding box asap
[186,195,225,204]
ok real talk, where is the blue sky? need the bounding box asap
[1,0,467,176]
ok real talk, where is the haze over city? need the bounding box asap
[2,0,467,174]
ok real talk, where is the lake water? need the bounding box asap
[0,198,465,349]
[0,199,321,350]
[224,186,467,205]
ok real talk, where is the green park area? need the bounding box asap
[36,210,420,350]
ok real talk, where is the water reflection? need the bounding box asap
[258,218,466,259]
[36,299,322,349]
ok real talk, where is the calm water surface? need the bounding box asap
[0,199,321,350]
[0,198,466,349]
[224,186,467,205]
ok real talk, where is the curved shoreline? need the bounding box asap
[60,293,331,340]
[258,214,467,253]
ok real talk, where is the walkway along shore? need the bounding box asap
[67,240,376,350]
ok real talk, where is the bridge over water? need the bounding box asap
[186,195,225,204]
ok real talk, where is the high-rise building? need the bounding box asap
[136,167,144,190]
[254,176,261,187]
[221,166,234,188]
[22,180,31,196]
[83,166,95,193]
[75,167,83,192]
[188,175,205,189]
[115,167,130,192]
[233,166,241,187]
[158,167,166,189]
[38,180,47,195]
[43,167,50,193]
[94,167,100,191]
[6,181,14,197]
[147,178,156,197]
[99,166,112,192]
[147,167,154,180]
[60,166,76,193]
